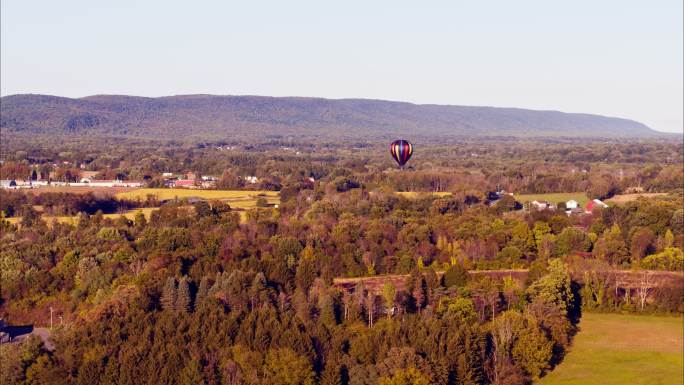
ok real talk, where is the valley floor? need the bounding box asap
[537,312,683,385]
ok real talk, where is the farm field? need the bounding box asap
[27,185,137,195]
[514,192,589,207]
[115,188,279,202]
[606,193,669,205]
[3,208,158,225]
[396,191,452,198]
[537,312,683,385]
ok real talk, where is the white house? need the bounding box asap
[566,200,579,209]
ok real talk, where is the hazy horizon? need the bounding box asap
[2,1,682,133]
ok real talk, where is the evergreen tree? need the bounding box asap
[179,359,205,385]
[250,272,268,309]
[296,256,317,293]
[196,276,210,305]
[443,263,469,288]
[161,277,177,311]
[176,276,192,313]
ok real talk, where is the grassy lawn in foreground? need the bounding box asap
[537,312,683,385]
[515,192,590,207]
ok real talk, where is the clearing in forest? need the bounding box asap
[537,312,683,385]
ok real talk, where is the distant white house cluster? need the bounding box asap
[528,198,609,215]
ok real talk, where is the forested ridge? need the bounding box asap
[0,94,669,139]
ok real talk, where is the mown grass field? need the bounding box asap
[515,192,589,207]
[537,312,683,385]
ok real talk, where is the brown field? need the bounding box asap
[333,269,529,294]
[24,185,137,195]
[332,269,683,294]
[606,193,669,204]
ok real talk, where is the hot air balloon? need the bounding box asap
[390,139,413,167]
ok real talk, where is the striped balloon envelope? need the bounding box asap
[390,139,413,167]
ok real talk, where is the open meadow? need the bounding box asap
[537,312,684,385]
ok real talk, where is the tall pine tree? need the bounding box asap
[196,276,210,305]
[176,276,192,313]
[161,277,177,311]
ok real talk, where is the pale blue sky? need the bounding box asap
[2,1,682,133]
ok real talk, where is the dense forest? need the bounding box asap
[1,135,682,385]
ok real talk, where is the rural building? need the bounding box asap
[566,200,579,209]
[80,171,100,179]
[585,199,609,213]
[624,186,645,194]
[77,178,144,188]
[1,180,17,189]
[118,180,144,187]
[173,179,197,188]
[531,200,556,211]
[200,180,216,188]
[244,176,259,184]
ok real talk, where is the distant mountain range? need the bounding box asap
[0,94,669,140]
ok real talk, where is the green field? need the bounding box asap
[515,192,589,207]
[537,312,683,385]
